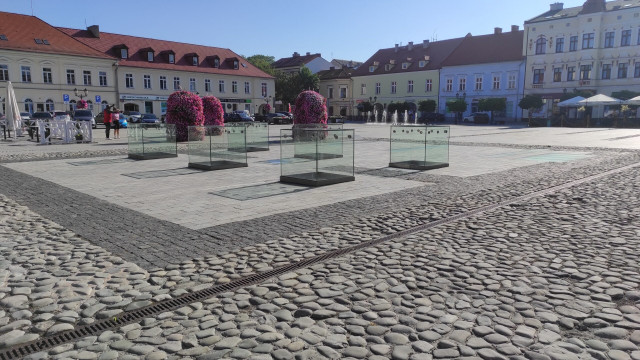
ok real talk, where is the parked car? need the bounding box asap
[72,110,97,128]
[126,111,142,123]
[53,111,71,121]
[20,112,31,121]
[140,113,160,124]
[463,112,490,124]
[224,112,254,122]
[31,111,53,121]
[419,112,446,123]
[279,111,293,120]
[264,113,289,125]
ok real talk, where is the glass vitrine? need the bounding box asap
[188,125,248,170]
[128,123,177,160]
[389,125,449,170]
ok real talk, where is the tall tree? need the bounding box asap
[518,95,544,124]
[275,66,319,108]
[478,98,506,123]
[418,100,437,113]
[446,99,467,123]
[245,55,276,75]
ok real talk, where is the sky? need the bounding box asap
[1,0,586,62]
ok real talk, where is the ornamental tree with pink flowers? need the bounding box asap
[293,90,327,125]
[76,99,88,109]
[202,96,224,126]
[165,91,204,141]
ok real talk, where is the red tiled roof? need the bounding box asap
[58,27,273,79]
[440,30,524,67]
[273,53,322,69]
[351,38,465,77]
[317,68,354,80]
[0,11,112,59]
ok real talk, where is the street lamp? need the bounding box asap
[74,88,88,100]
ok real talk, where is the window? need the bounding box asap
[580,64,592,80]
[168,53,175,64]
[147,52,154,62]
[638,29,640,45]
[328,86,333,99]
[125,73,134,88]
[42,67,52,84]
[205,79,211,92]
[189,78,196,91]
[419,60,426,68]
[567,66,575,81]
[425,79,432,92]
[66,69,75,85]
[556,37,564,53]
[192,56,198,66]
[160,76,167,90]
[369,66,375,72]
[232,81,238,93]
[475,76,482,90]
[402,63,409,69]
[233,60,239,69]
[604,31,615,48]
[261,82,267,97]
[45,99,54,112]
[493,75,500,89]
[621,30,631,46]
[635,62,640,78]
[553,68,562,82]
[340,87,347,98]
[535,37,546,54]
[407,80,414,93]
[508,74,516,89]
[120,48,128,59]
[244,81,250,94]
[446,78,453,92]
[533,69,544,84]
[618,63,628,78]
[391,81,397,94]
[218,80,225,93]
[458,78,466,91]
[601,64,611,79]
[214,58,220,68]
[569,36,578,51]
[24,99,33,113]
[83,70,91,86]
[361,83,366,95]
[0,64,8,81]
[144,75,151,89]
[21,66,31,82]
[375,82,381,94]
[99,71,107,86]
[582,33,594,49]
[173,77,180,90]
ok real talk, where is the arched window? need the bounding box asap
[535,37,547,55]
[45,99,54,112]
[24,99,33,113]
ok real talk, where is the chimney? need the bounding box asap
[395,44,399,52]
[306,52,311,56]
[494,27,502,35]
[579,0,605,14]
[511,25,519,32]
[422,40,430,48]
[87,25,100,38]
[550,2,564,11]
[293,52,300,57]
[408,41,414,51]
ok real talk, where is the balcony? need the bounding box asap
[579,80,590,86]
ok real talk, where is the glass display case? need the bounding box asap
[389,125,449,170]
[188,125,248,170]
[128,123,177,160]
[226,122,269,152]
[280,127,354,186]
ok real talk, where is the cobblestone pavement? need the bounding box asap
[1,125,640,359]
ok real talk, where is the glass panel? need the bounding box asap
[128,124,177,159]
[188,125,247,170]
[227,122,269,151]
[280,128,354,186]
[389,124,449,169]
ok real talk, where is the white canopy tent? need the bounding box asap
[578,94,623,106]
[625,96,640,105]
[557,96,585,107]
[5,81,21,139]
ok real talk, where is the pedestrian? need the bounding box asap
[112,107,121,139]
[103,105,112,140]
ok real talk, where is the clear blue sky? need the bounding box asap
[2,0,585,62]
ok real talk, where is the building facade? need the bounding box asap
[273,52,333,74]
[439,27,526,121]
[523,0,640,118]
[0,12,116,115]
[318,67,354,116]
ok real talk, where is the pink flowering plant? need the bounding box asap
[202,96,224,126]
[293,91,327,125]
[263,103,271,113]
[76,99,88,109]
[165,91,204,141]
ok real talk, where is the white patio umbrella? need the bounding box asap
[557,96,585,107]
[5,81,21,139]
[625,95,640,105]
[578,94,623,106]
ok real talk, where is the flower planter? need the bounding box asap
[128,123,178,160]
[389,124,450,170]
[187,125,247,170]
[280,127,354,186]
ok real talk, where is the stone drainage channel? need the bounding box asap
[2,161,640,360]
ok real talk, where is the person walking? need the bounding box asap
[112,107,121,139]
[103,105,112,140]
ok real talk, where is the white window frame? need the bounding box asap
[407,80,414,93]
[492,75,500,90]
[99,71,107,86]
[375,82,381,94]
[425,79,432,92]
[328,86,333,99]
[173,77,180,90]
[125,73,134,88]
[361,83,366,95]
[391,81,397,94]
[21,66,31,82]
[261,83,267,97]
[66,69,75,85]
[204,79,211,92]
[244,81,250,94]
[83,70,92,86]
[446,78,453,92]
[458,78,466,91]
[232,80,238,93]
[219,80,225,93]
[339,86,347,98]
[0,64,8,81]
[160,76,167,90]
[189,78,196,92]
[144,75,152,89]
[43,67,52,84]
[475,75,482,90]
[508,74,516,89]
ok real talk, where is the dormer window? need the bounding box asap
[147,51,154,62]
[120,48,128,59]
[419,60,426,68]
[192,56,198,66]
[214,58,220,68]
[402,63,410,69]
[369,66,375,72]
[385,64,393,71]
[169,53,175,64]
[233,60,239,69]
